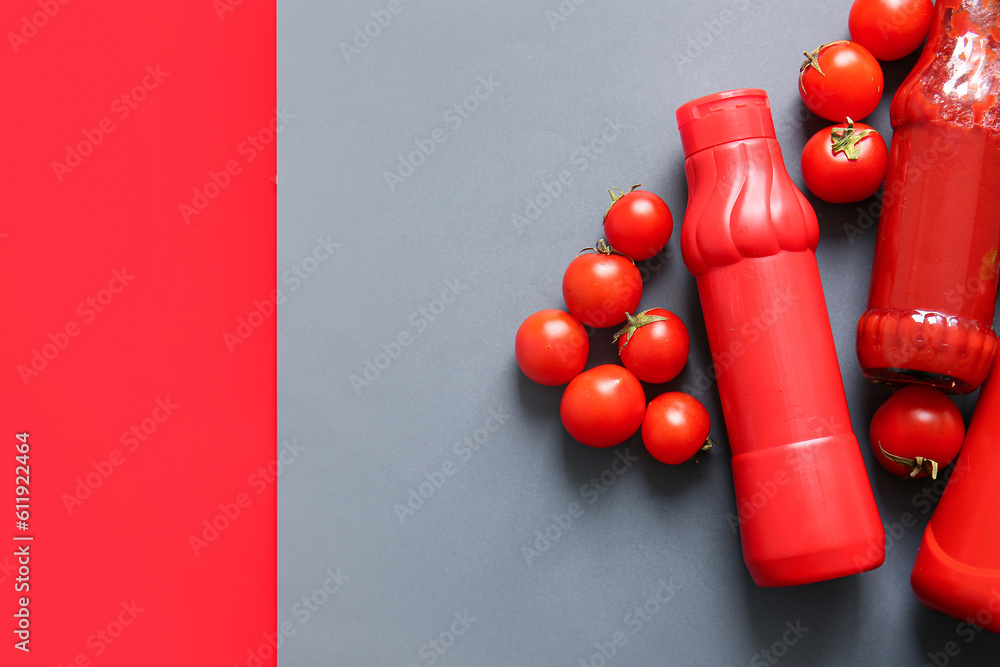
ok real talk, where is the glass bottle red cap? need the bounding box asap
[676,88,776,157]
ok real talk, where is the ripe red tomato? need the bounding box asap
[560,365,646,448]
[515,309,589,386]
[562,240,642,328]
[798,41,884,121]
[603,185,673,261]
[849,0,933,61]
[870,386,966,479]
[641,392,712,464]
[801,118,888,203]
[613,308,689,384]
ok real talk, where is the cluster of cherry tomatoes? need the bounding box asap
[796,0,934,204]
[517,0,966,479]
[798,0,968,479]
[515,187,714,464]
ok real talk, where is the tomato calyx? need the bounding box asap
[878,442,940,479]
[603,184,643,221]
[799,40,850,92]
[612,309,671,350]
[580,238,631,260]
[830,117,878,160]
[692,436,718,463]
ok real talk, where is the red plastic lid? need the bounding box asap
[676,88,776,157]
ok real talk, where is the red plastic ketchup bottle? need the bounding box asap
[911,355,1000,633]
[676,89,885,587]
[856,0,1000,394]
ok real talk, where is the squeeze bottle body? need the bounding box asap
[911,354,1000,633]
[677,89,885,586]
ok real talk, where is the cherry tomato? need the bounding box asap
[849,0,933,61]
[798,41,884,121]
[613,308,689,384]
[801,117,888,203]
[641,392,712,464]
[560,365,646,448]
[870,386,965,479]
[603,185,673,261]
[562,240,642,328]
[515,309,589,386]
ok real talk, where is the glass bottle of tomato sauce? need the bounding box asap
[856,0,1000,393]
[676,89,884,586]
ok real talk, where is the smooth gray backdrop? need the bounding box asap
[278,0,1000,664]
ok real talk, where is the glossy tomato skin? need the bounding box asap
[604,190,673,261]
[560,365,646,448]
[562,252,642,328]
[799,41,884,121]
[616,308,689,384]
[641,392,711,464]
[870,386,966,479]
[801,121,888,203]
[849,0,933,61]
[515,309,589,386]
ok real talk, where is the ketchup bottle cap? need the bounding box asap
[676,88,776,157]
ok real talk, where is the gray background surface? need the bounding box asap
[277,0,1000,664]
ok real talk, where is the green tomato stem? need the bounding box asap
[878,442,939,479]
[603,184,643,221]
[798,40,850,93]
[611,309,671,350]
[830,117,878,161]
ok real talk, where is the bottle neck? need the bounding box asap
[891,0,1000,128]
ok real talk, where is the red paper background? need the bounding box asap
[1,1,276,665]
